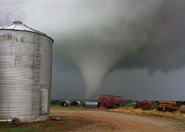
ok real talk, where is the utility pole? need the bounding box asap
[58,92,60,107]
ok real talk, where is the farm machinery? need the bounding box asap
[98,95,123,108]
[136,100,151,110]
[157,101,177,112]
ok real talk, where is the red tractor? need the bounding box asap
[136,100,151,110]
[98,95,123,108]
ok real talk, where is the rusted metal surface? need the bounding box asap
[0,22,53,122]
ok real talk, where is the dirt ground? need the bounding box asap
[1,107,185,132]
[50,107,185,132]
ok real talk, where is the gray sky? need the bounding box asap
[1,0,185,100]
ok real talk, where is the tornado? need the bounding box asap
[1,0,185,97]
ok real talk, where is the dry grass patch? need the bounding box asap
[110,107,185,118]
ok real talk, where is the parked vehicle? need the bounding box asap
[98,95,123,108]
[136,100,151,110]
[157,101,177,112]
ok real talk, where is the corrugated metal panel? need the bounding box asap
[0,22,53,122]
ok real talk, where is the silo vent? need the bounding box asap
[13,21,22,24]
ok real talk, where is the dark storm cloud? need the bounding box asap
[49,0,185,96]
[50,0,185,76]
[1,0,184,74]
[111,0,185,73]
[1,0,185,98]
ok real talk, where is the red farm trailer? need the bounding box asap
[98,95,123,108]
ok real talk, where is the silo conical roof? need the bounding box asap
[0,21,54,42]
[0,21,46,35]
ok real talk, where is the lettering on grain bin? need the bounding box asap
[98,95,123,108]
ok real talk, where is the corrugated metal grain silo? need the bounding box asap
[0,21,54,122]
